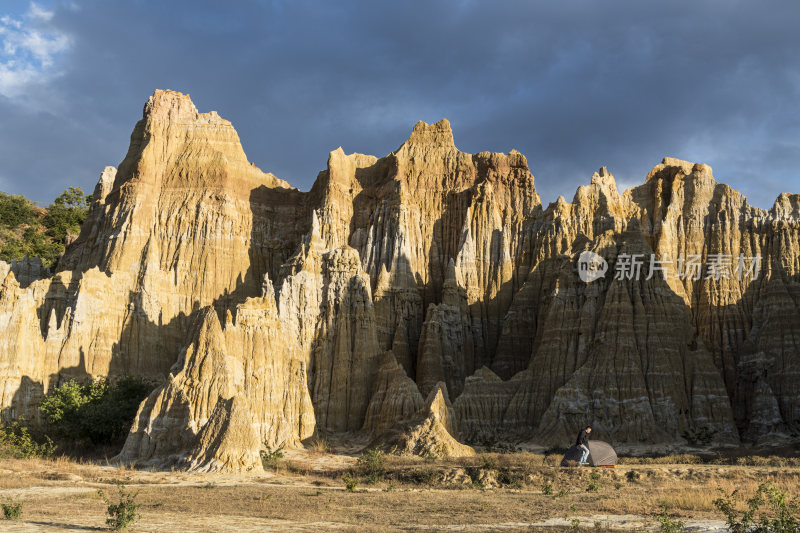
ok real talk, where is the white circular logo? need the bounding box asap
[577,251,608,283]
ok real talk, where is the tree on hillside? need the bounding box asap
[0,187,91,269]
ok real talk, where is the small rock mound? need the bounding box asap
[383,382,475,458]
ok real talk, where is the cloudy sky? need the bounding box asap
[0,0,798,208]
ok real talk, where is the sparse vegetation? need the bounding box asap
[0,420,55,458]
[399,467,442,485]
[713,482,800,533]
[260,443,284,470]
[542,481,553,495]
[0,448,799,529]
[1,499,23,520]
[654,503,685,532]
[342,473,359,492]
[586,469,602,492]
[309,437,330,453]
[98,483,140,530]
[356,448,386,484]
[567,504,580,530]
[618,453,800,467]
[480,454,498,471]
[619,454,704,465]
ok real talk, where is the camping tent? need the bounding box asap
[560,440,618,467]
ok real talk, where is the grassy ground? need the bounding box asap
[0,450,798,531]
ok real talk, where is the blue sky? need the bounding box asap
[0,0,798,208]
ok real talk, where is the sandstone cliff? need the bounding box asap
[0,90,798,470]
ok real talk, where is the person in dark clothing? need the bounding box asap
[576,426,592,465]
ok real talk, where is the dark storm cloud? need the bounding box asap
[0,0,798,208]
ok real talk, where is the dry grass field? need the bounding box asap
[0,448,799,531]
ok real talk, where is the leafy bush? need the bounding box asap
[260,443,284,470]
[655,504,685,532]
[0,420,55,458]
[357,448,386,484]
[98,483,140,530]
[1,499,23,520]
[39,376,154,446]
[0,193,36,228]
[42,187,90,246]
[0,187,90,269]
[714,482,800,533]
[541,481,553,495]
[342,473,359,492]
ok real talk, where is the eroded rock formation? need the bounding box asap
[1,90,798,470]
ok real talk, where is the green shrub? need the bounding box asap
[42,187,90,248]
[714,482,800,533]
[260,443,284,470]
[39,376,154,446]
[1,499,23,520]
[342,473,359,492]
[480,454,498,471]
[542,481,553,495]
[0,420,55,458]
[98,483,140,530]
[586,470,602,492]
[0,187,90,269]
[356,448,386,484]
[655,504,685,532]
[0,193,36,228]
[566,504,580,530]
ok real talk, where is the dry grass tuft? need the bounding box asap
[308,437,331,454]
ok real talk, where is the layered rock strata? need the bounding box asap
[0,90,798,470]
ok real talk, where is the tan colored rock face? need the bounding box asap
[1,91,798,470]
[119,291,315,470]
